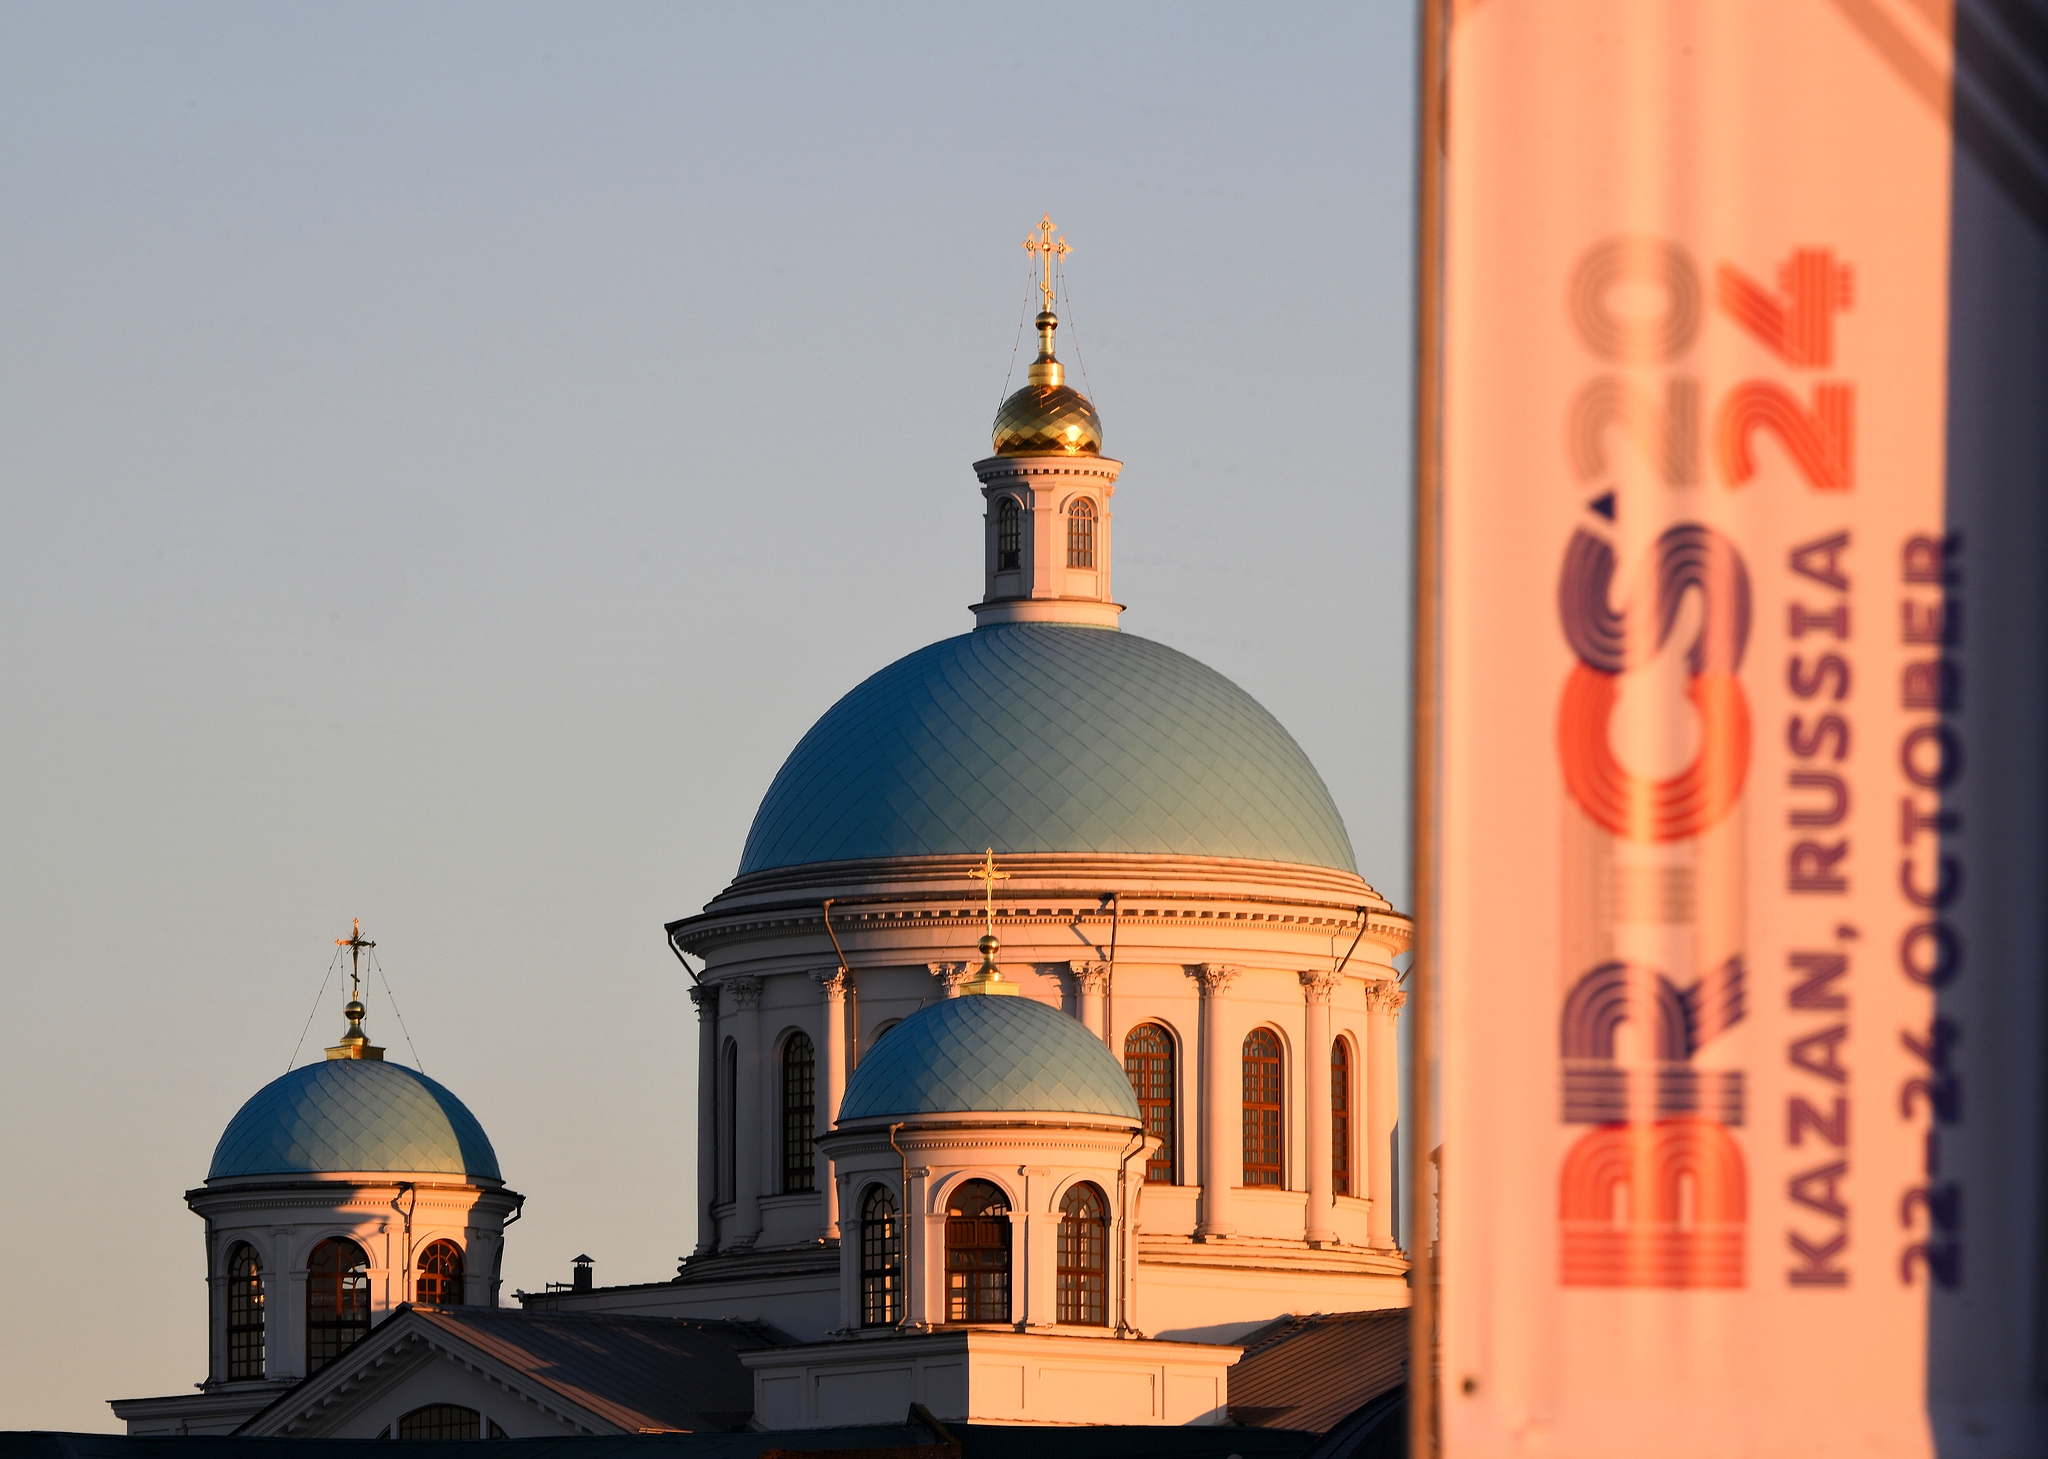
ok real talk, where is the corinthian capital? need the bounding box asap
[1298,969,1342,1003]
[726,976,764,1011]
[1068,960,1111,994]
[928,962,971,996]
[1363,979,1408,1015]
[1187,962,1240,995]
[688,983,720,1017]
[811,967,850,999]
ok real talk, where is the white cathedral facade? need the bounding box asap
[113,230,1413,1439]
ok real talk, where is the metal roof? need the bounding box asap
[1227,1309,1409,1434]
[208,1059,500,1181]
[837,993,1142,1122]
[738,623,1357,876]
[408,1307,784,1434]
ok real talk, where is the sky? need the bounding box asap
[0,2,1415,1430]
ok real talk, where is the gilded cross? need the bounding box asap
[968,848,1010,939]
[1022,214,1070,314]
[336,917,375,1000]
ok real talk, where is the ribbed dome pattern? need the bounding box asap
[209,1059,501,1180]
[738,623,1356,875]
[838,994,1141,1122]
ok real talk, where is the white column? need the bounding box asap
[729,977,764,1248]
[1364,979,1407,1250]
[1190,963,1239,1239]
[928,961,970,998]
[690,983,720,1256]
[1070,961,1111,1043]
[812,968,849,1239]
[1300,971,1340,1245]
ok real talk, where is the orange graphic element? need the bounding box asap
[1557,663,1751,841]
[1560,1118,1747,1288]
[1715,248,1855,367]
[1716,381,1855,491]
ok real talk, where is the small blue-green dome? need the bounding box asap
[209,1059,502,1181]
[739,623,1355,875]
[838,993,1141,1122]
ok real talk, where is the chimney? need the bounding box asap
[572,1255,593,1294]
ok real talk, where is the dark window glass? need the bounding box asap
[416,1240,464,1306]
[997,497,1022,570]
[1243,1029,1284,1187]
[1332,1039,1353,1197]
[396,1404,481,1440]
[945,1180,1012,1323]
[783,1033,816,1192]
[860,1186,902,1327]
[1056,1183,1109,1326]
[488,1420,508,1439]
[1123,1023,1177,1183]
[225,1243,264,1380]
[719,1039,737,1204]
[306,1238,370,1373]
[1066,498,1096,568]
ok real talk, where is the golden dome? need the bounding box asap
[993,383,1102,456]
[992,309,1102,456]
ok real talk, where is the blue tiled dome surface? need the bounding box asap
[838,993,1142,1121]
[209,1058,502,1180]
[739,623,1356,875]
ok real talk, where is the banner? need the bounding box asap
[1435,2,2048,1453]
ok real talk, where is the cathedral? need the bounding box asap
[111,221,1413,1441]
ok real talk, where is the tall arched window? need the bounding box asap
[860,1186,902,1327]
[306,1237,370,1373]
[1243,1029,1284,1187]
[997,497,1022,570]
[1057,1183,1109,1326]
[1066,497,1096,568]
[416,1240,464,1306]
[783,1032,816,1193]
[718,1038,738,1204]
[225,1243,264,1380]
[1332,1038,1353,1197]
[945,1180,1012,1323]
[1123,1024,1177,1183]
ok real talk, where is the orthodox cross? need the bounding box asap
[336,917,375,1000]
[1022,214,1070,313]
[968,848,1010,940]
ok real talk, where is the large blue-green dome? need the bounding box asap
[838,993,1141,1122]
[739,623,1355,875]
[209,1059,502,1181]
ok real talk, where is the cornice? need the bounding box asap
[670,853,1411,958]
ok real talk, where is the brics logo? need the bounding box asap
[1560,1120,1747,1288]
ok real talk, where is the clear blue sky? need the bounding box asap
[0,2,1414,1428]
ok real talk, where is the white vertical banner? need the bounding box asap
[1436,2,1983,1453]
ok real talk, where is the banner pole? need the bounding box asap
[1408,0,1447,1454]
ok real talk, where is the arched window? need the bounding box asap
[1057,1183,1109,1326]
[783,1032,816,1193]
[416,1240,464,1306]
[1123,1024,1177,1184]
[1066,497,1096,568]
[225,1243,264,1380]
[306,1237,370,1373]
[397,1405,480,1440]
[1243,1029,1284,1187]
[718,1038,738,1204]
[860,1186,902,1327]
[1332,1038,1353,1197]
[997,497,1022,571]
[945,1180,1012,1323]
[870,1018,900,1046]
